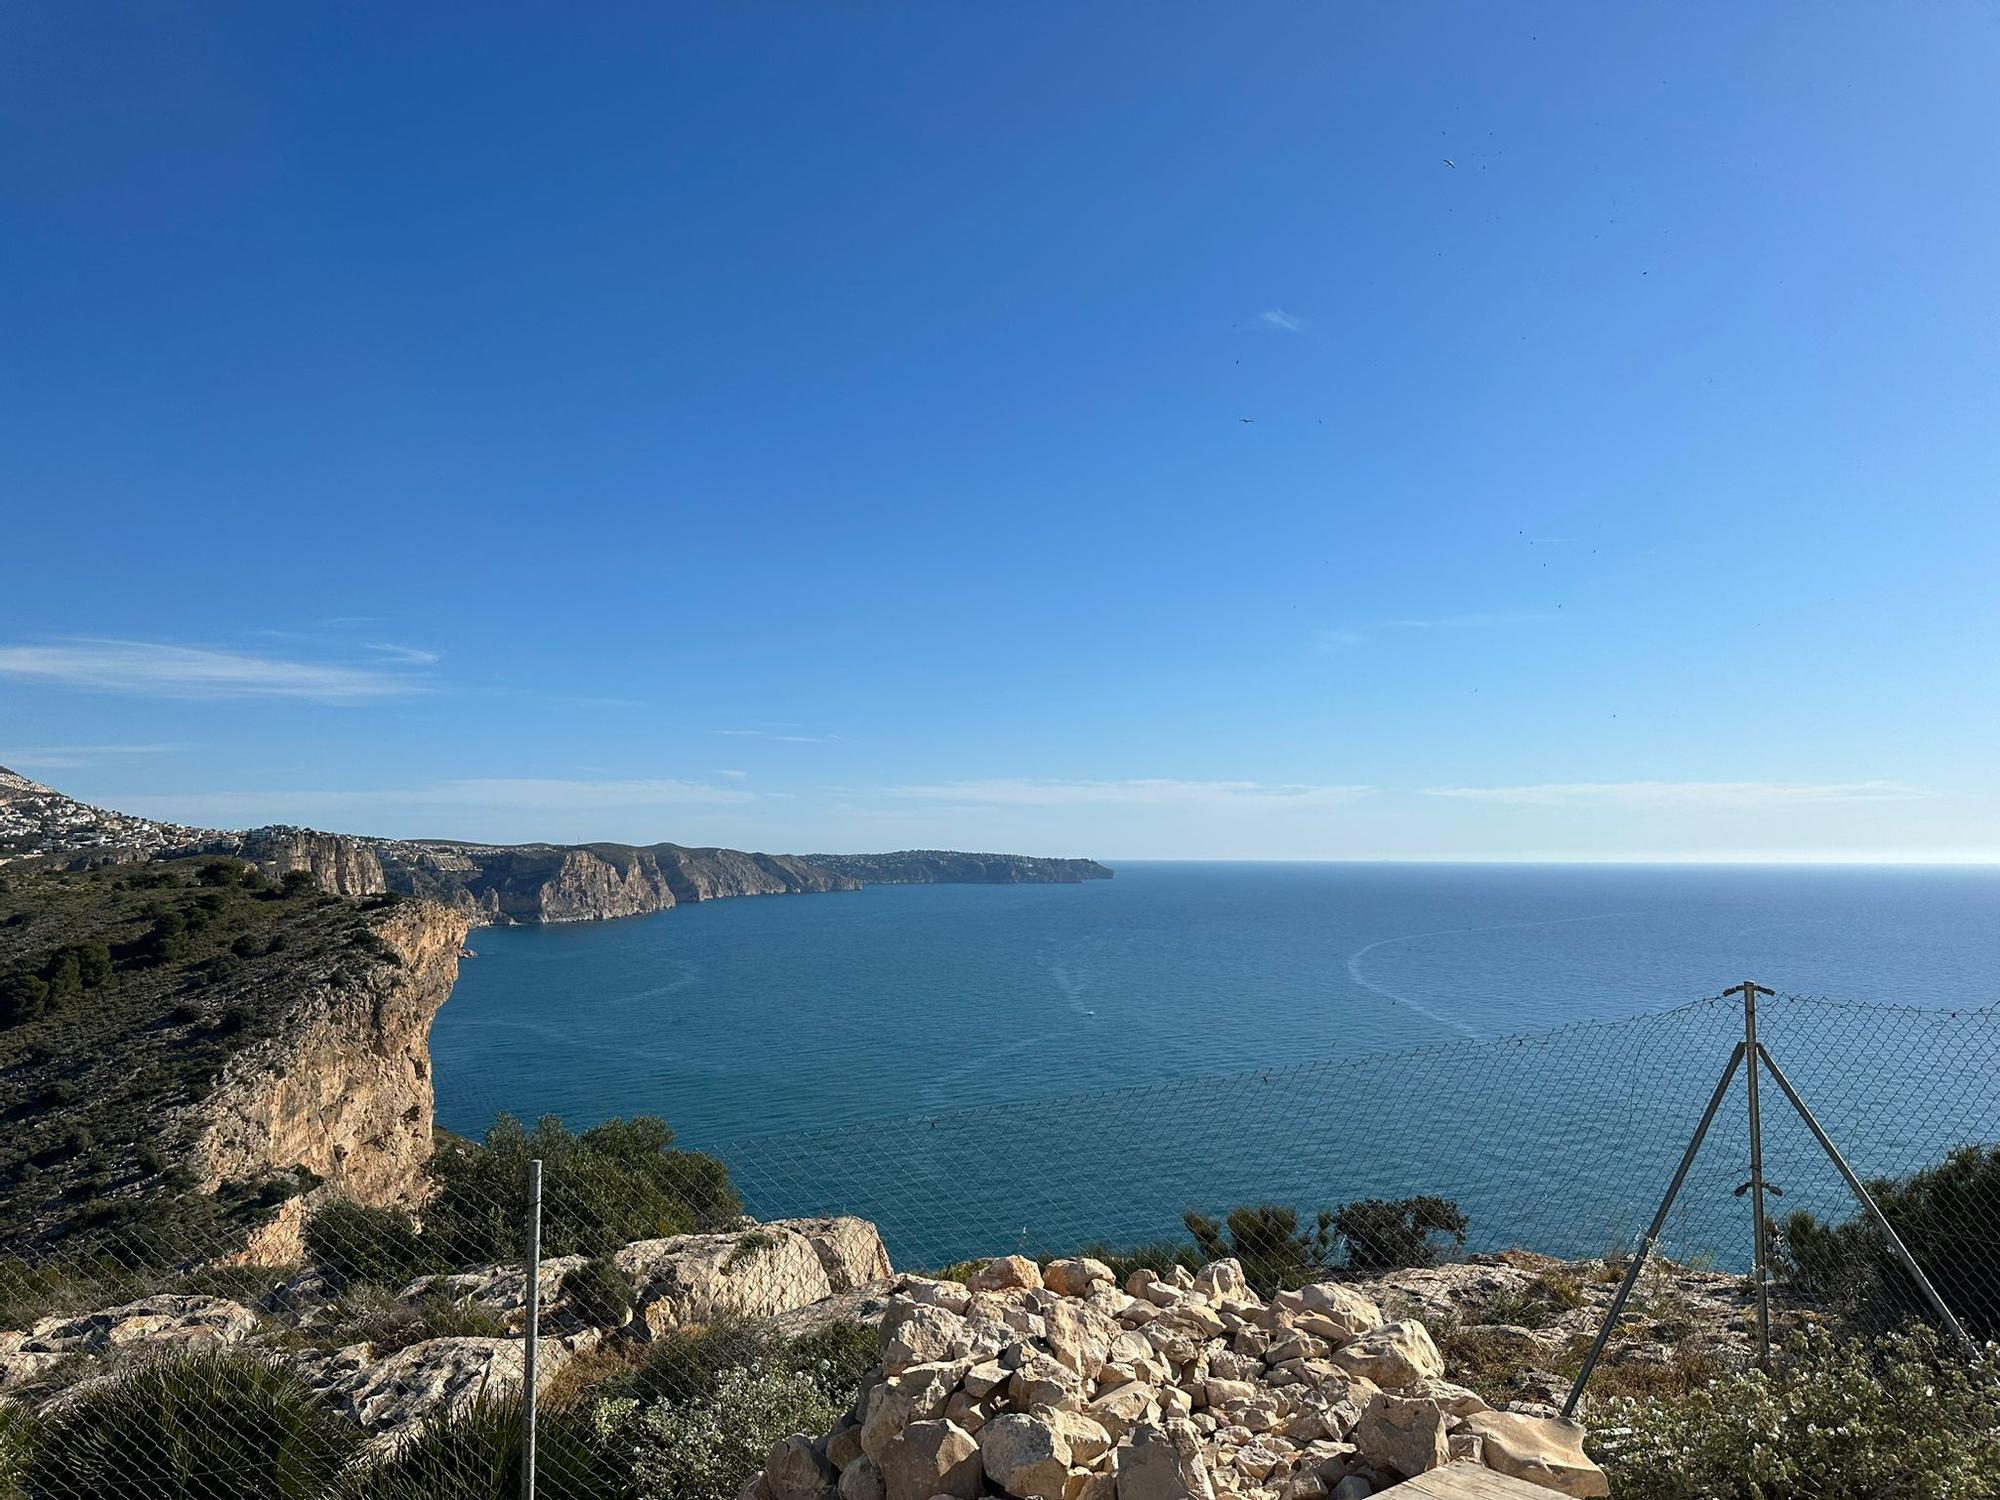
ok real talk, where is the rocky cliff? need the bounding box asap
[0,856,466,1261]
[189,898,471,1261]
[230,826,390,897]
[0,767,1109,929]
[359,838,859,925]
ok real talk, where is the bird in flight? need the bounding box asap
[1239,417,1255,423]
[1443,158,1456,168]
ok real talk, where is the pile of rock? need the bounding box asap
[744,1255,1607,1500]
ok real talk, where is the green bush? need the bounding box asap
[423,1114,742,1265]
[600,1319,788,1410]
[1776,1143,2000,1340]
[328,1286,510,1353]
[596,1317,874,1414]
[622,1364,838,1500]
[785,1318,881,1404]
[1589,1325,2000,1500]
[337,1393,629,1500]
[18,1353,360,1500]
[1332,1195,1469,1273]
[305,1199,436,1286]
[1185,1203,1338,1295]
[558,1255,633,1329]
[0,973,50,1025]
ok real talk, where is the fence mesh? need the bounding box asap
[2,987,1997,1500]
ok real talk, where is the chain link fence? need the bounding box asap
[2,987,1997,1499]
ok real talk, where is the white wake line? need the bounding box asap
[1345,912,1628,1039]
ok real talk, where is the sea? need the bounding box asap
[431,863,2000,1270]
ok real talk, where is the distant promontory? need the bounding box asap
[0,767,1111,927]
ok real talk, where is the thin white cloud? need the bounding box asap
[1421,780,1936,809]
[891,778,1376,808]
[1316,611,1557,651]
[0,743,190,771]
[716,769,750,779]
[1258,309,1310,333]
[718,728,829,743]
[363,642,442,665]
[113,777,761,828]
[0,640,428,702]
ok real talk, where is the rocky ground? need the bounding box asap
[754,1253,1609,1500]
[0,1214,1804,1496]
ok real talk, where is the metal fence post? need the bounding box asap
[1562,1041,1747,1416]
[1731,980,1775,1367]
[522,1157,543,1500]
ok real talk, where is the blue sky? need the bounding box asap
[3,3,1996,861]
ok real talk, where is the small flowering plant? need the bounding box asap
[1588,1325,2000,1500]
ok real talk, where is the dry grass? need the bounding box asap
[539,1339,645,1409]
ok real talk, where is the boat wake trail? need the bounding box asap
[1345,912,1626,1039]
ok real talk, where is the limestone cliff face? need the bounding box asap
[362,840,859,925]
[187,900,470,1258]
[475,847,681,923]
[232,828,389,897]
[651,845,853,904]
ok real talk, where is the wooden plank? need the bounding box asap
[1376,1461,1557,1498]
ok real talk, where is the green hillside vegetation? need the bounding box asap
[0,858,407,1260]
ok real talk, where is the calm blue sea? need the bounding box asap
[431,863,2000,1268]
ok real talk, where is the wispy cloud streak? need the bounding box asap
[1258,309,1310,333]
[0,640,429,702]
[0,743,190,771]
[1421,780,1936,809]
[1317,611,1557,651]
[891,778,1376,808]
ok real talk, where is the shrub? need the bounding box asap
[599,1319,787,1410]
[1332,1195,1469,1273]
[594,1317,871,1414]
[622,1364,838,1500]
[336,1393,629,1500]
[0,1403,39,1499]
[304,1200,436,1286]
[18,1352,360,1500]
[0,973,50,1025]
[1588,1326,2000,1500]
[329,1286,510,1354]
[423,1114,743,1265]
[1775,1143,2000,1340]
[785,1318,880,1404]
[1185,1203,1338,1295]
[558,1255,633,1329]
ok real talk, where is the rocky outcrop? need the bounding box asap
[746,1257,1609,1500]
[300,1335,571,1439]
[0,1216,894,1441]
[189,899,472,1261]
[801,852,1114,886]
[0,1295,259,1389]
[229,827,388,897]
[1348,1250,1811,1405]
